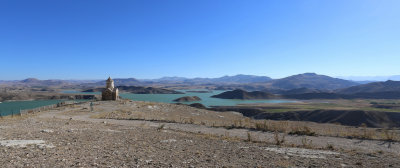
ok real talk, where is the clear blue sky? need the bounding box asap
[0,0,399,80]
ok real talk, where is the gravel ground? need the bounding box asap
[0,101,399,167]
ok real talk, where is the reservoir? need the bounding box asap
[120,90,293,107]
[62,89,294,107]
[0,100,64,116]
[1,90,294,116]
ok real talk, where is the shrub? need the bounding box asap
[157,124,165,131]
[289,126,316,136]
[326,143,334,150]
[246,132,252,142]
[274,131,285,145]
[301,137,313,148]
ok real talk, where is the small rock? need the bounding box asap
[40,129,54,133]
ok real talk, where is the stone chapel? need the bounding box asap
[102,77,119,101]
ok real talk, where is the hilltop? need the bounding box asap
[270,73,358,90]
[211,89,276,99]
[1,100,398,167]
[337,80,400,94]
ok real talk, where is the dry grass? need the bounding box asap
[301,137,313,148]
[274,131,285,145]
[91,101,400,142]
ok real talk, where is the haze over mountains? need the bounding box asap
[143,74,273,84]
[337,80,400,94]
[338,75,400,82]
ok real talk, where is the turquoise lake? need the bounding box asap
[0,100,64,116]
[62,90,294,107]
[120,90,294,107]
[0,90,294,116]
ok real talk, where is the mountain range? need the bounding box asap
[337,80,400,94]
[144,74,273,84]
[270,73,358,90]
[338,75,400,81]
[2,73,400,93]
[213,80,400,100]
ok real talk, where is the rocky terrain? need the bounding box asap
[173,96,201,102]
[212,80,400,100]
[250,110,400,128]
[0,87,97,102]
[212,89,276,99]
[270,73,358,90]
[337,80,400,94]
[1,100,399,167]
[210,99,400,128]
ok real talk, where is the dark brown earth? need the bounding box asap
[210,106,400,128]
[211,89,276,99]
[173,96,201,102]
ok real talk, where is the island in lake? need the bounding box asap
[211,89,277,99]
[173,96,202,102]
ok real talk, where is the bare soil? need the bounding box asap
[0,100,399,167]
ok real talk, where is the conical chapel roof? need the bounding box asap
[107,76,113,81]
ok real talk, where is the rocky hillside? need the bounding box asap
[211,89,276,99]
[277,87,323,95]
[337,80,400,94]
[250,110,400,128]
[2,78,73,87]
[173,96,201,102]
[271,73,358,90]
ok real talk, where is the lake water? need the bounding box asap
[120,90,294,107]
[0,90,293,116]
[62,89,294,106]
[0,100,64,116]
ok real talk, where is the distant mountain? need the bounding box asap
[83,86,183,94]
[8,78,72,87]
[147,74,272,84]
[156,77,188,82]
[95,78,141,86]
[353,81,378,84]
[337,80,400,94]
[211,89,276,99]
[282,80,400,99]
[271,73,358,90]
[210,74,272,83]
[117,86,183,94]
[338,75,400,81]
[278,87,323,95]
[21,78,41,83]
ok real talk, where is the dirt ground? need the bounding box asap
[0,100,399,167]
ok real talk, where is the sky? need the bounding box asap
[0,0,399,80]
